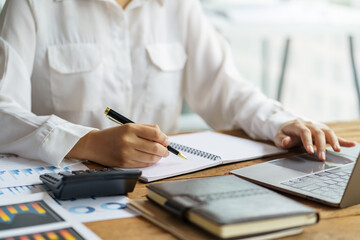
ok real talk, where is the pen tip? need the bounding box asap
[178,152,187,159]
[104,107,110,115]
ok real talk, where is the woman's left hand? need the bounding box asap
[274,119,357,161]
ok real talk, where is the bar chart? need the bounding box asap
[0,228,85,240]
[0,165,87,188]
[0,201,63,231]
[0,185,47,197]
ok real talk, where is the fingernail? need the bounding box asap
[282,137,290,148]
[307,144,314,153]
[165,151,170,157]
[319,151,326,161]
[335,143,341,151]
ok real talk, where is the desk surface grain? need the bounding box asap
[85,120,360,240]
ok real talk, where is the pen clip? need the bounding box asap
[106,115,123,125]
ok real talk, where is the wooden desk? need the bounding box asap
[85,120,360,240]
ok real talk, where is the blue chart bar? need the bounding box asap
[34,167,45,175]
[0,171,5,181]
[0,165,74,188]
[46,166,57,173]
[21,168,33,176]
[9,170,20,180]
[0,185,46,197]
[8,186,25,195]
[7,187,18,195]
[8,187,19,194]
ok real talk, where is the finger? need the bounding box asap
[134,137,169,157]
[129,149,163,164]
[132,151,161,166]
[298,127,314,154]
[310,128,326,161]
[275,132,300,149]
[124,159,157,168]
[338,137,357,147]
[323,129,340,152]
[115,153,160,168]
[284,137,301,148]
[139,123,160,128]
[134,124,169,146]
[274,131,287,148]
[278,121,312,152]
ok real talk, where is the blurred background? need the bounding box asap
[2,0,360,132]
[184,0,360,131]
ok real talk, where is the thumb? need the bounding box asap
[274,132,300,149]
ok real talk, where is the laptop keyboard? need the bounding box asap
[281,164,354,201]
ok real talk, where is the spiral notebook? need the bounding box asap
[133,131,287,182]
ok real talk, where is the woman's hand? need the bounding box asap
[67,123,170,168]
[274,120,356,161]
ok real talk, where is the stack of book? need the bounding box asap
[128,175,319,239]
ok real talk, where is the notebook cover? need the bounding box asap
[128,199,304,240]
[146,175,319,226]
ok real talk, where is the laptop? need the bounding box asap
[231,147,360,208]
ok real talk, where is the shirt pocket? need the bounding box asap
[145,42,187,110]
[48,43,103,112]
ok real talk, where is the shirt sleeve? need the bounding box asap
[183,0,300,141]
[0,0,95,166]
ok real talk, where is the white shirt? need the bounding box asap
[0,0,297,166]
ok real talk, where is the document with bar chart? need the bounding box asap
[0,184,136,223]
[0,193,100,240]
[0,228,88,240]
[0,154,82,170]
[0,185,47,197]
[0,154,88,188]
[0,200,62,231]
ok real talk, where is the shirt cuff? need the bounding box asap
[37,115,96,166]
[266,108,301,140]
[249,99,301,141]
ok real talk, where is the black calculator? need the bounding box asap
[40,168,141,200]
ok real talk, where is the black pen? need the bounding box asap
[104,107,187,159]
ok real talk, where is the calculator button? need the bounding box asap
[59,171,73,176]
[72,170,86,175]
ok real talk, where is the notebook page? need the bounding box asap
[134,142,221,182]
[170,131,287,164]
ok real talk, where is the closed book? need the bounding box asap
[146,175,319,239]
[128,199,304,240]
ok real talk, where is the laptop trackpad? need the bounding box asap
[270,152,353,174]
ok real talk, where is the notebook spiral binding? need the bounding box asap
[169,142,222,161]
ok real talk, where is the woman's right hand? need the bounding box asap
[66,123,170,168]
